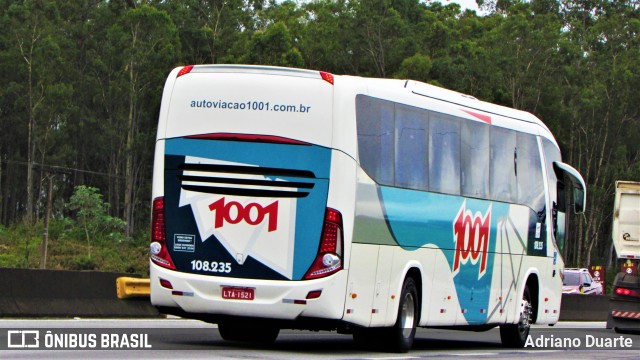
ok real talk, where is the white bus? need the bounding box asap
[149,65,586,352]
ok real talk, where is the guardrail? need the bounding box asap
[116,277,150,299]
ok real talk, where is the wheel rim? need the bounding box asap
[518,296,532,337]
[400,292,415,338]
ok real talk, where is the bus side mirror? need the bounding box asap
[554,161,587,214]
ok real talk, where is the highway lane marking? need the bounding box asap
[360,357,422,360]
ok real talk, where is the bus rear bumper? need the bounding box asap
[150,263,348,322]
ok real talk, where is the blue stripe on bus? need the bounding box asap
[378,187,511,324]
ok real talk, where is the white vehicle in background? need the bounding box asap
[562,268,603,295]
[149,65,587,351]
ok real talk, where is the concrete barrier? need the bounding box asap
[0,268,160,318]
[559,294,609,321]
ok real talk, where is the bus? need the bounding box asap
[149,65,586,352]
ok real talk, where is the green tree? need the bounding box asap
[423,3,492,97]
[6,0,67,224]
[244,21,303,67]
[98,3,179,237]
[394,53,432,81]
[157,0,260,64]
[557,0,640,266]
[478,1,563,110]
[66,186,125,258]
[349,0,416,77]
[299,0,358,73]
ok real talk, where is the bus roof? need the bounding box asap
[188,64,325,80]
[168,64,556,145]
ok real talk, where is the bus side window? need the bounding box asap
[516,133,545,214]
[490,126,517,203]
[542,138,566,251]
[395,104,429,190]
[356,95,395,186]
[429,113,461,195]
[461,121,489,198]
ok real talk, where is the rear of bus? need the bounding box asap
[149,65,347,331]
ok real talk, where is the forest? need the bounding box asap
[0,0,638,274]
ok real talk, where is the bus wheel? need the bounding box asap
[218,320,279,344]
[500,286,533,348]
[385,277,419,353]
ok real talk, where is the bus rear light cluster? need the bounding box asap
[304,208,343,280]
[150,197,176,270]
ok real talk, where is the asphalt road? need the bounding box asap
[1,318,639,359]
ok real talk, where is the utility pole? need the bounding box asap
[39,173,53,269]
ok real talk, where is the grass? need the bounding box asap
[0,220,149,276]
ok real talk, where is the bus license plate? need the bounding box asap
[221,287,254,300]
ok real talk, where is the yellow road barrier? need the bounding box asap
[116,277,150,299]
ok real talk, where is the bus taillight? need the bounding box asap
[320,71,334,85]
[150,197,176,270]
[177,65,194,77]
[304,208,343,280]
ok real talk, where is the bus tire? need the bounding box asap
[218,320,279,344]
[384,277,419,353]
[500,286,533,348]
